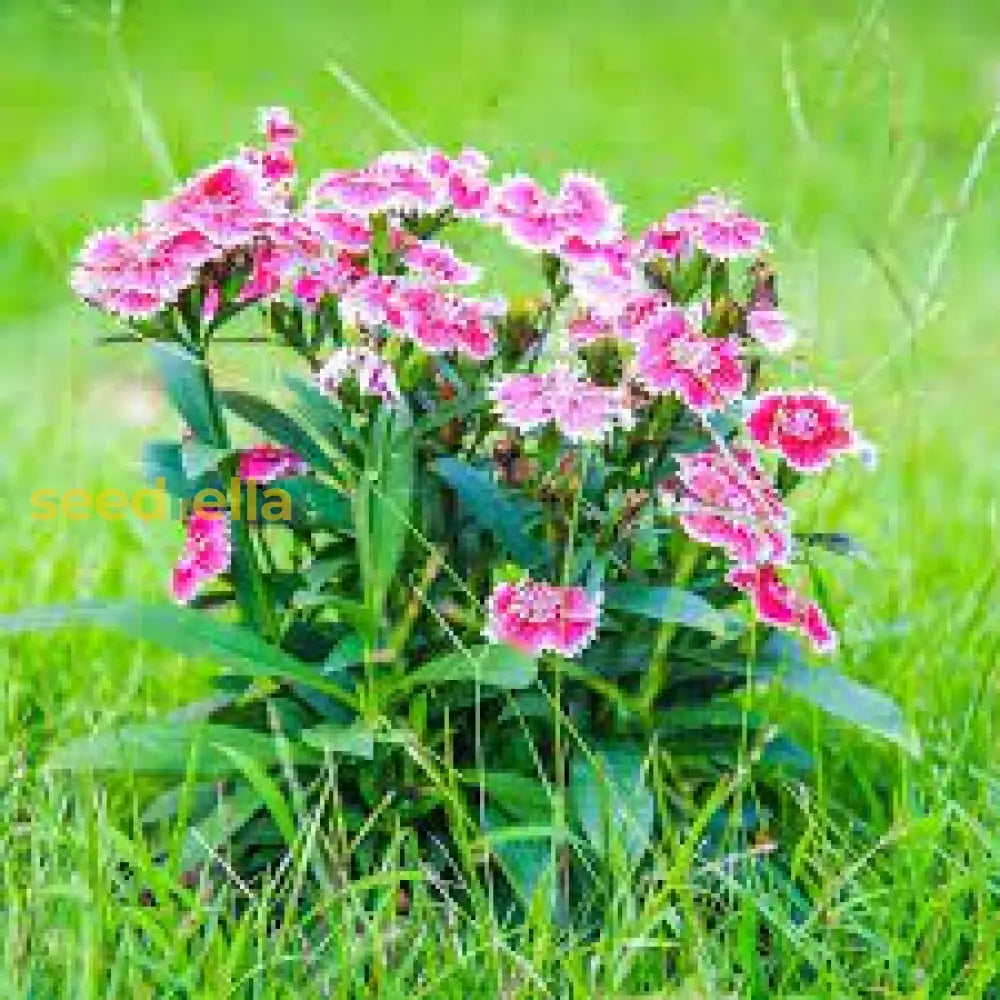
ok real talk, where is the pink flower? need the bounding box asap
[170,509,231,604]
[485,580,601,657]
[489,175,564,252]
[309,150,442,217]
[638,218,691,261]
[668,448,791,566]
[493,366,630,442]
[258,106,300,147]
[237,444,307,483]
[426,148,493,216]
[317,346,401,405]
[237,217,325,303]
[747,308,795,352]
[727,564,837,655]
[301,209,372,253]
[342,278,503,359]
[664,193,767,260]
[567,310,615,345]
[201,284,220,326]
[404,240,481,285]
[635,307,746,411]
[291,252,364,307]
[555,173,622,242]
[71,225,214,319]
[746,389,861,473]
[146,159,281,249]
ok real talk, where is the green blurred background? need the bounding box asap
[2,0,998,767]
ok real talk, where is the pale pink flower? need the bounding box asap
[493,365,630,442]
[485,580,601,657]
[258,106,300,147]
[668,448,791,566]
[309,150,442,217]
[746,389,862,473]
[635,307,746,411]
[237,444,308,483]
[727,564,837,655]
[665,193,767,260]
[555,173,622,242]
[404,240,481,285]
[747,308,795,352]
[317,346,401,405]
[488,175,563,252]
[170,509,231,604]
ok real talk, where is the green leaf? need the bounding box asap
[180,784,262,870]
[285,374,364,451]
[0,603,355,706]
[301,722,375,759]
[458,770,552,822]
[570,742,654,861]
[778,664,919,755]
[151,341,225,447]
[219,389,337,475]
[182,441,233,479]
[213,744,298,848]
[433,457,547,570]
[603,583,740,637]
[399,644,538,692]
[47,723,316,774]
[271,476,352,530]
[142,441,196,501]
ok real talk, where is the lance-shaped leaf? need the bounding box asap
[219,389,338,475]
[603,583,741,638]
[0,603,355,706]
[396,643,538,693]
[433,457,548,570]
[151,341,225,447]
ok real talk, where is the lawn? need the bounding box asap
[2,0,999,995]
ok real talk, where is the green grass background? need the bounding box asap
[2,0,999,995]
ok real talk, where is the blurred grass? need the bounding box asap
[1,0,999,993]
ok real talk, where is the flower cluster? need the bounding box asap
[72,106,872,658]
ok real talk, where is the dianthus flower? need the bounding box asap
[746,389,862,473]
[727,564,836,654]
[70,225,214,319]
[485,580,601,657]
[170,509,231,604]
[237,444,308,483]
[404,240,481,285]
[145,159,282,249]
[317,345,401,405]
[746,308,796,352]
[668,447,791,566]
[493,365,630,442]
[635,306,746,411]
[661,193,767,260]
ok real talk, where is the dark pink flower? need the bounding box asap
[746,389,861,473]
[237,444,307,483]
[170,509,231,604]
[665,193,767,260]
[638,218,691,260]
[669,448,791,566]
[486,580,601,657]
[635,307,746,411]
[727,564,837,654]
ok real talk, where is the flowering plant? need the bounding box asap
[22,107,905,904]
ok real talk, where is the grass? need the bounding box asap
[1,0,999,994]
